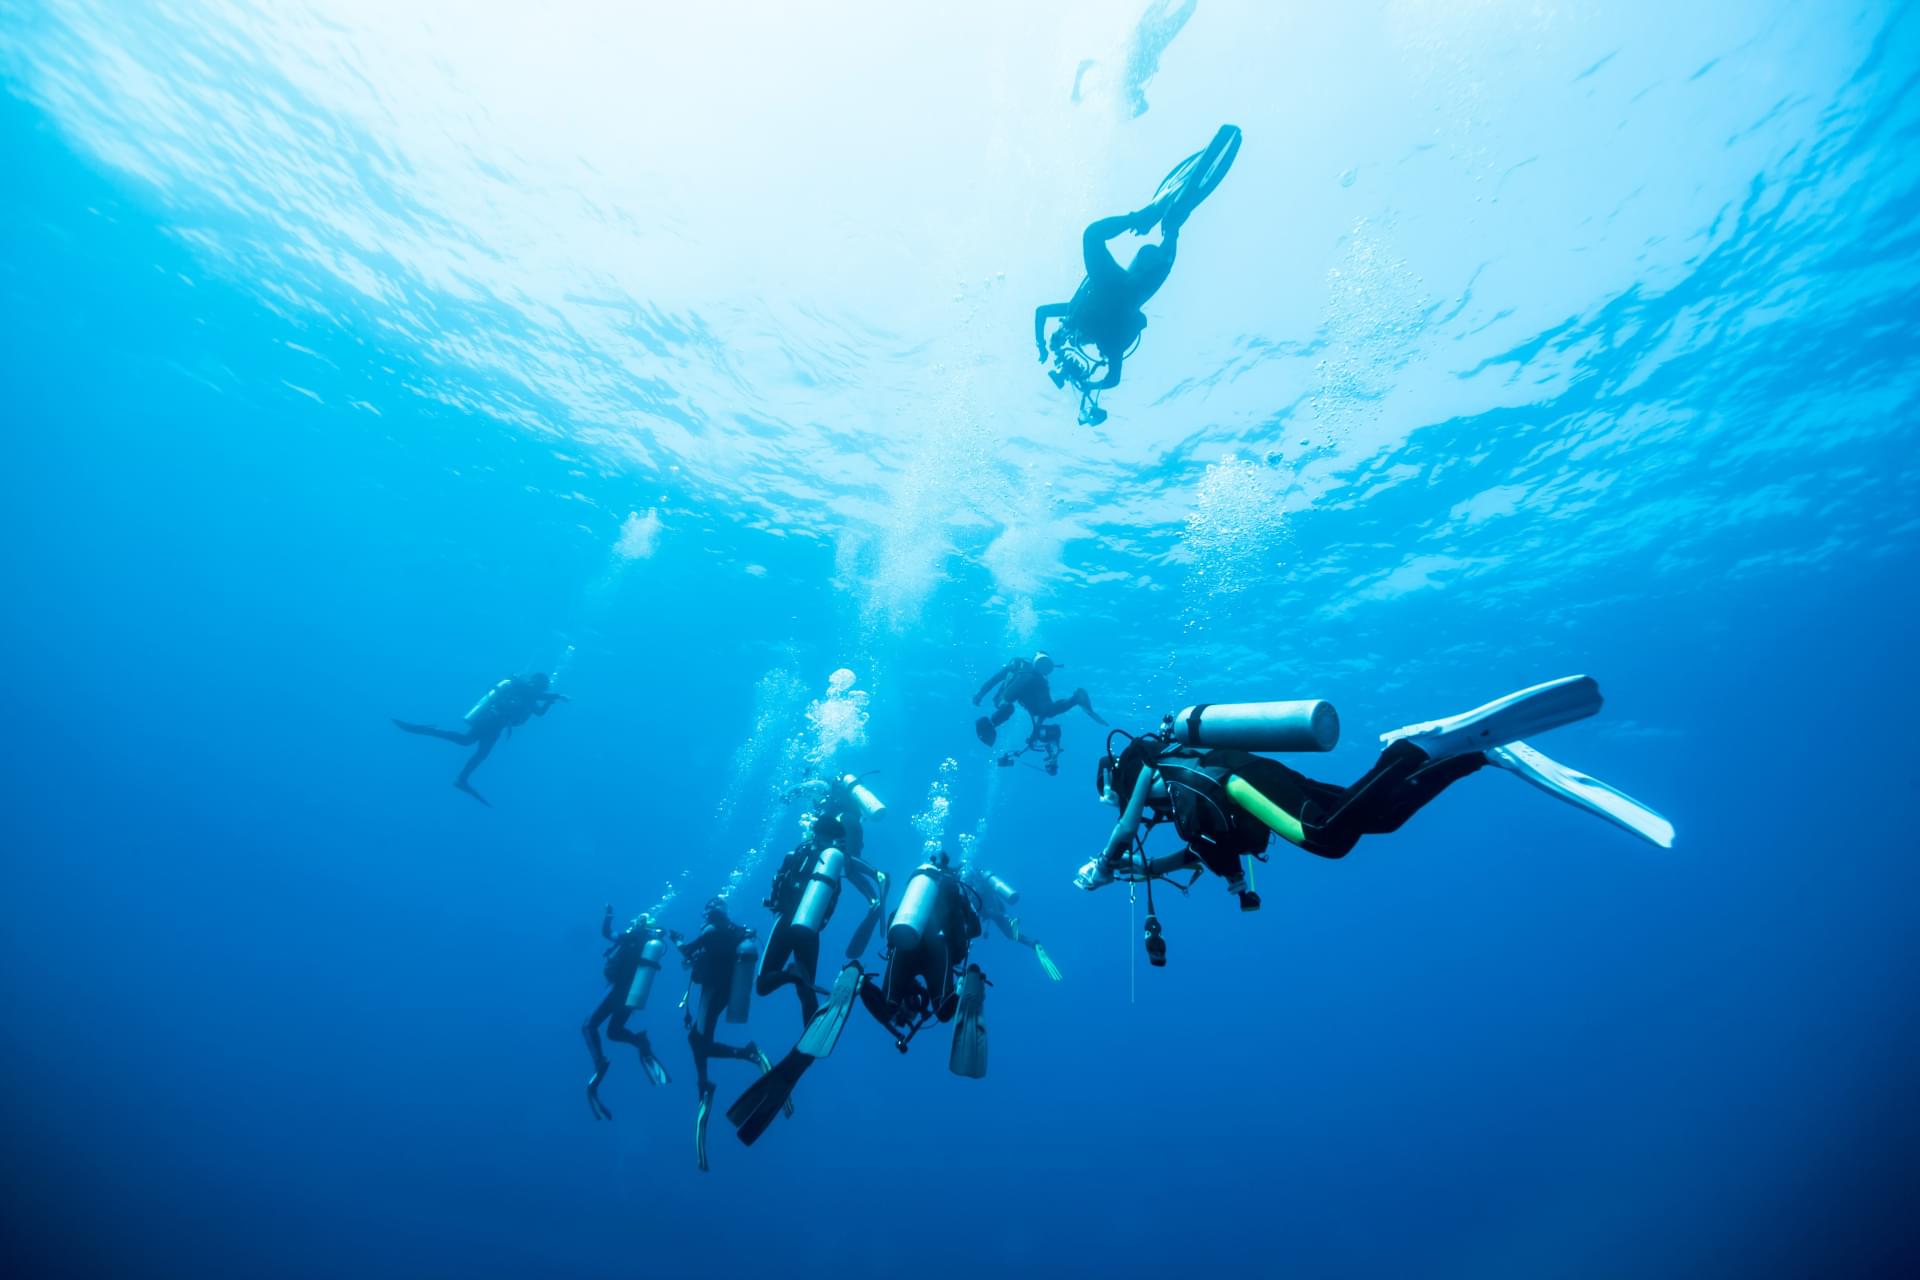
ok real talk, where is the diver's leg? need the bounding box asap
[792,931,821,1024]
[1082,215,1135,289]
[583,989,619,1069]
[393,721,480,745]
[688,986,722,1094]
[756,924,797,996]
[1041,689,1108,725]
[453,728,501,803]
[1308,742,1487,855]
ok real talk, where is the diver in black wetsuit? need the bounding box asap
[1034,205,1177,407]
[584,906,673,1120]
[973,652,1106,773]
[392,671,566,805]
[1075,677,1674,927]
[680,898,766,1170]
[858,853,984,1046]
[757,839,828,1029]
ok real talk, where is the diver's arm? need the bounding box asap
[973,664,1012,706]
[1034,303,1069,356]
[1100,766,1157,863]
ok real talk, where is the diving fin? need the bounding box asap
[1488,741,1675,849]
[586,1060,613,1120]
[727,1050,813,1147]
[695,1084,714,1172]
[639,1050,671,1087]
[747,1042,797,1118]
[948,965,988,1079]
[1033,944,1063,982]
[798,963,863,1058]
[1380,675,1602,761]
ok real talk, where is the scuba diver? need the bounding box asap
[583,905,673,1120]
[392,671,566,806]
[726,853,990,1148]
[961,863,1062,982]
[678,897,784,1171]
[1034,124,1241,426]
[973,651,1107,775]
[1074,679,1675,964]
[756,773,891,1025]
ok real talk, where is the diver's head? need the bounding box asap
[703,896,729,925]
[933,850,952,870]
[527,671,551,691]
[1032,651,1057,677]
[631,912,654,932]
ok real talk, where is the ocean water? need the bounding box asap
[3,2,1917,1276]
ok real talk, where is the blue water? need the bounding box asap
[4,3,1917,1276]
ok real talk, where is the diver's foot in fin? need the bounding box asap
[975,717,997,747]
[694,1084,714,1172]
[727,1050,812,1147]
[639,1052,671,1087]
[798,963,863,1058]
[1488,741,1675,848]
[948,965,989,1079]
[454,779,492,807]
[586,1063,612,1119]
[745,1043,796,1118]
[1074,857,1115,892]
[1380,675,1602,761]
[1034,943,1063,982]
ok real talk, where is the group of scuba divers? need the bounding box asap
[387,124,1677,1170]
[395,643,1675,1172]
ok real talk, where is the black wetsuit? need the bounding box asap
[1033,210,1179,392]
[974,659,1104,751]
[861,869,982,1038]
[679,919,758,1097]
[756,845,827,1027]
[1138,738,1488,876]
[583,910,669,1113]
[393,676,563,802]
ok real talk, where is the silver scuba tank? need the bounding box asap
[986,873,1019,906]
[726,935,757,1023]
[792,847,846,937]
[1166,699,1340,752]
[465,678,511,723]
[888,863,943,951]
[622,937,667,1009]
[841,775,887,821]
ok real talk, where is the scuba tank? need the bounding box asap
[841,775,887,822]
[888,863,943,952]
[726,934,757,1023]
[985,873,1019,907]
[622,937,667,1009]
[792,847,846,937]
[1166,699,1340,753]
[465,678,512,723]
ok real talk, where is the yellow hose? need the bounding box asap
[1225,774,1306,846]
